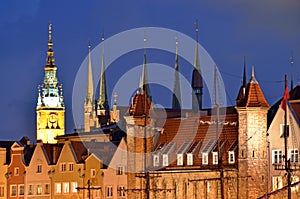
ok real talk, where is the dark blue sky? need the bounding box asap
[0,0,299,140]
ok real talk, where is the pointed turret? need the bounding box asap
[191,21,203,112]
[172,38,181,110]
[97,35,110,125]
[139,37,151,101]
[85,42,94,105]
[129,37,152,117]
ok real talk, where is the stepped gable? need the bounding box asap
[153,110,238,169]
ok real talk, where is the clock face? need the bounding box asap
[49,113,58,123]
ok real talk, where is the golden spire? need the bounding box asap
[46,23,55,66]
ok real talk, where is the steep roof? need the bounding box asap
[0,141,14,164]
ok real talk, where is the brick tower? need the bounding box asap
[235,67,270,198]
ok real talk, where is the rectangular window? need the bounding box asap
[14,167,19,176]
[91,169,96,178]
[177,154,183,166]
[272,176,283,191]
[289,149,299,163]
[0,185,4,197]
[63,182,69,194]
[202,153,208,165]
[60,163,67,172]
[117,166,124,175]
[37,164,42,173]
[187,153,193,166]
[162,154,168,166]
[10,185,17,197]
[212,152,218,165]
[280,124,289,137]
[118,185,126,197]
[45,184,50,194]
[55,183,61,194]
[71,182,78,193]
[153,154,159,167]
[68,163,74,171]
[28,185,34,195]
[228,151,235,164]
[18,184,24,196]
[106,186,113,197]
[37,184,42,195]
[272,150,282,164]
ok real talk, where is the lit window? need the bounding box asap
[153,154,159,167]
[118,185,126,197]
[28,185,34,195]
[117,166,124,175]
[68,163,74,171]
[177,154,183,166]
[0,185,4,197]
[10,185,17,197]
[37,165,42,173]
[91,169,96,178]
[106,186,113,197]
[19,184,24,196]
[187,153,193,166]
[228,151,235,164]
[14,167,19,176]
[272,150,282,164]
[45,184,50,194]
[55,183,61,194]
[212,152,218,165]
[63,182,69,194]
[37,184,42,195]
[272,176,283,191]
[202,153,208,165]
[60,163,66,172]
[289,149,299,163]
[71,182,78,193]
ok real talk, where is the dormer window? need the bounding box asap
[228,151,235,164]
[177,154,183,166]
[153,154,159,167]
[187,153,193,166]
[202,153,208,165]
[212,152,218,165]
[162,154,168,166]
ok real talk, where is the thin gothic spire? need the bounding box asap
[46,23,55,66]
[172,37,181,109]
[243,56,247,88]
[85,41,94,105]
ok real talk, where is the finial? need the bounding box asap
[143,31,147,53]
[250,66,257,83]
[101,31,105,41]
[194,20,199,42]
[290,51,294,89]
[175,35,178,55]
[88,39,91,49]
[113,92,118,105]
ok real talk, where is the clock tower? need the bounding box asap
[36,24,65,143]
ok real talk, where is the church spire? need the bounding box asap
[172,37,181,110]
[191,20,203,112]
[85,41,94,105]
[139,35,151,101]
[243,56,247,88]
[97,34,109,117]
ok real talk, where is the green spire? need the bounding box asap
[85,41,94,105]
[172,38,181,109]
[97,36,109,111]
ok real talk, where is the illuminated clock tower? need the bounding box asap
[36,24,65,143]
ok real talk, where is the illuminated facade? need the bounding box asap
[36,24,65,143]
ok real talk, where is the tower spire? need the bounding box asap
[46,23,55,66]
[85,41,94,105]
[172,37,181,110]
[97,34,109,112]
[191,20,203,111]
[139,34,151,101]
[243,56,247,88]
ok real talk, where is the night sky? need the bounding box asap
[0,0,299,140]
